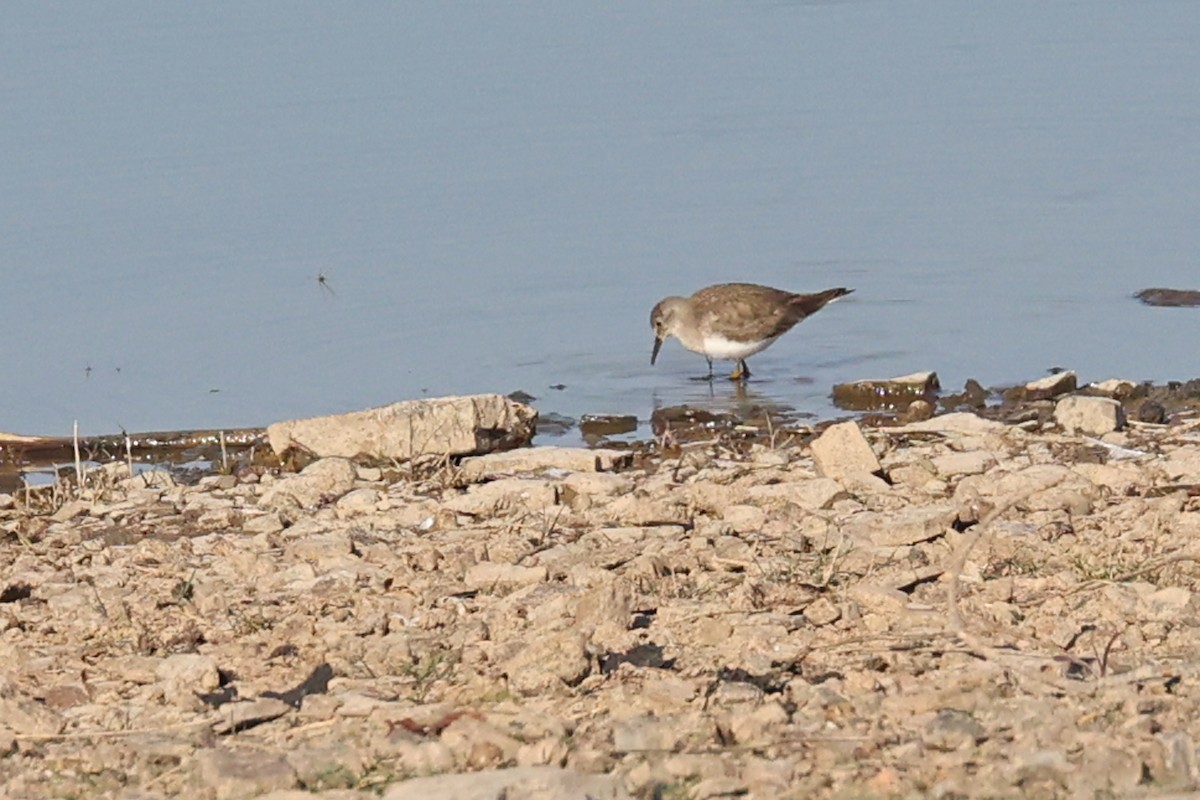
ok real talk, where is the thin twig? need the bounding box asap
[73,420,83,496]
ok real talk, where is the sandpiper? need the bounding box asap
[650,283,853,380]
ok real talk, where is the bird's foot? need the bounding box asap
[728,361,751,382]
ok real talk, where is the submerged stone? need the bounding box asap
[832,371,940,411]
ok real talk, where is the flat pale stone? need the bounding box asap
[1025,371,1077,399]
[197,747,298,800]
[464,563,548,591]
[1089,379,1138,398]
[1054,395,1125,435]
[460,446,632,480]
[810,421,881,480]
[841,504,960,547]
[267,394,536,462]
[931,451,997,477]
[259,457,357,510]
[746,478,848,510]
[443,478,559,517]
[893,412,1007,436]
[721,504,766,533]
[211,698,294,735]
[382,766,631,800]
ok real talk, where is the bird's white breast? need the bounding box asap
[700,333,780,360]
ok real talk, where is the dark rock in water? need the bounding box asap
[507,390,537,403]
[963,379,988,407]
[535,412,576,436]
[940,378,989,412]
[580,414,638,438]
[650,406,738,438]
[832,371,940,411]
[1136,401,1167,425]
[1136,288,1200,307]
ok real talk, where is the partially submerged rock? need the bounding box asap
[266,394,536,462]
[1136,287,1200,307]
[832,371,940,411]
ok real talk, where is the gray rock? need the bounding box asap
[196,746,299,800]
[810,421,881,480]
[381,766,630,800]
[212,697,294,734]
[842,504,960,547]
[1054,395,1125,435]
[267,394,536,461]
[464,563,548,592]
[502,633,591,696]
[923,708,987,751]
[260,457,358,510]
[156,654,220,702]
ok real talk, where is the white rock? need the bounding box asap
[1025,371,1077,399]
[1054,395,1125,435]
[502,633,591,696]
[156,654,220,703]
[267,394,536,461]
[336,487,384,517]
[444,478,558,517]
[259,457,358,510]
[721,504,766,533]
[931,451,997,477]
[746,478,848,510]
[810,421,881,480]
[893,412,1007,436]
[460,446,632,480]
[1089,379,1138,398]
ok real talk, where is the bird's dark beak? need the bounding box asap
[651,336,663,365]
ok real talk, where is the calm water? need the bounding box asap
[3,2,1198,441]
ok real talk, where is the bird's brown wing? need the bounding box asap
[690,284,797,342]
[692,283,849,342]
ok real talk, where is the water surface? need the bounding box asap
[2,2,1197,440]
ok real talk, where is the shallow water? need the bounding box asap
[3,2,1198,442]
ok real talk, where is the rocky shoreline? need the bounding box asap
[4,384,1200,799]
